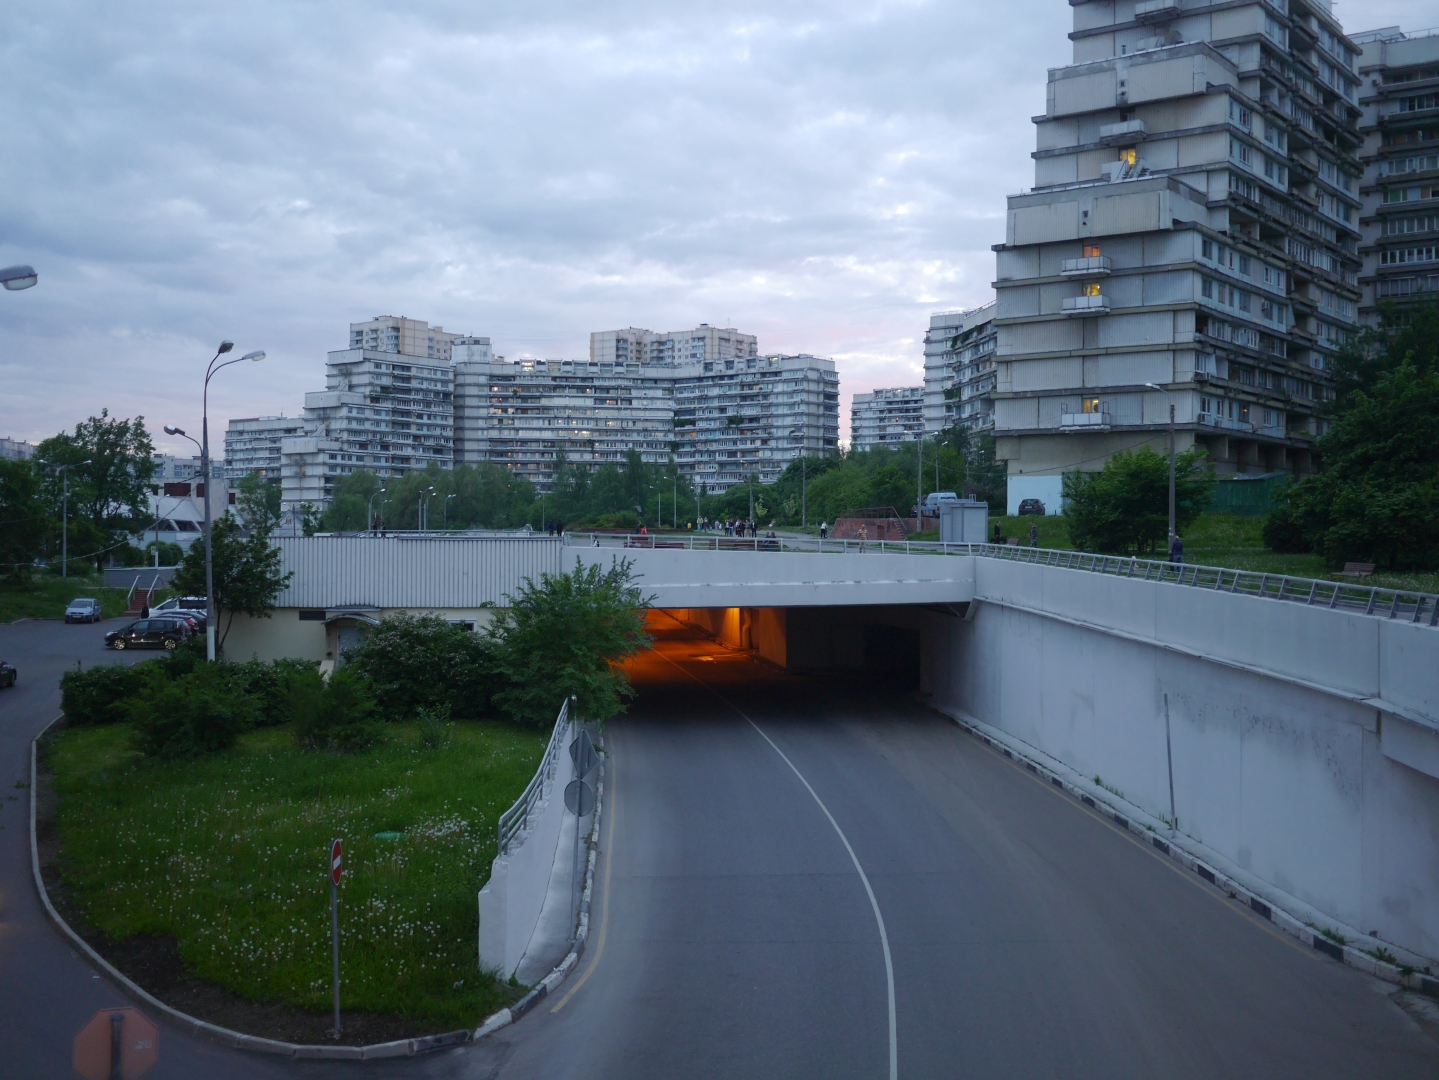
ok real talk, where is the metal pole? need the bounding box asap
[108,1012,125,1080]
[202,406,215,662]
[802,456,807,528]
[61,468,69,578]
[917,436,923,530]
[1164,693,1176,834]
[330,871,341,1035]
[1167,402,1176,548]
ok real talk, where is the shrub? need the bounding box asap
[1261,502,1311,554]
[417,703,454,750]
[229,657,319,726]
[1063,447,1216,556]
[287,666,383,751]
[60,663,150,726]
[130,666,259,759]
[343,613,499,719]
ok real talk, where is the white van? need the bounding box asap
[922,492,960,511]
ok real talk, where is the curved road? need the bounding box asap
[1,620,1435,1078]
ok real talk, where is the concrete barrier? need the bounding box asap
[923,559,1439,962]
[478,720,577,977]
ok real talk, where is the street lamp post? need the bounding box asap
[1145,383,1177,551]
[442,493,457,530]
[56,459,92,578]
[789,429,807,528]
[367,487,387,535]
[199,343,266,661]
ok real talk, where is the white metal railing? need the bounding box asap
[564,534,1439,627]
[497,696,574,855]
[1062,294,1112,315]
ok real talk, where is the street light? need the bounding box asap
[788,428,807,528]
[199,342,265,661]
[442,492,457,529]
[417,486,436,532]
[56,459,92,577]
[0,265,38,291]
[367,487,387,535]
[1145,382,1177,551]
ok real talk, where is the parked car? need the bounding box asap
[0,660,15,688]
[64,598,104,623]
[922,492,960,512]
[104,617,193,651]
[1017,498,1046,516]
[151,595,207,616]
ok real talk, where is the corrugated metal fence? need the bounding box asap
[272,536,566,609]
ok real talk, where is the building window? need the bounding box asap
[1083,282,1102,297]
[1083,244,1101,257]
[1081,397,1101,414]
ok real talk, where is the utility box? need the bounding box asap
[940,499,988,544]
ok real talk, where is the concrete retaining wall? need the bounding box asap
[478,722,576,978]
[922,559,1439,960]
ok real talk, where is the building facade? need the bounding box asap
[589,325,758,366]
[851,386,925,451]
[0,437,37,462]
[223,416,313,481]
[1355,28,1439,318]
[923,304,998,435]
[992,0,1363,514]
[348,316,460,362]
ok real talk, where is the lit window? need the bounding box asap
[1082,398,1101,414]
[1083,282,1102,297]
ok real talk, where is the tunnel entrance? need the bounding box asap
[863,625,921,689]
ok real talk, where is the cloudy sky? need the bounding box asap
[0,0,1427,455]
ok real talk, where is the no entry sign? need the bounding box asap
[331,839,343,885]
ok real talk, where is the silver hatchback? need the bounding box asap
[64,598,103,623]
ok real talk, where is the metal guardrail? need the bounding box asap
[564,533,1439,627]
[496,696,574,856]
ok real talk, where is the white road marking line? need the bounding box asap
[657,648,899,1080]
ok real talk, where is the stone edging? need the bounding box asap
[472,751,606,1040]
[931,704,1439,997]
[28,715,471,1060]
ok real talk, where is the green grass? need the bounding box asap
[0,574,135,623]
[45,719,549,1029]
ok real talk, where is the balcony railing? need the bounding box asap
[1062,294,1112,315]
[1060,411,1111,428]
[1134,0,1181,20]
[1099,119,1148,143]
[1060,255,1113,276]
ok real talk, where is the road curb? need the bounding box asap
[472,751,606,1041]
[28,716,473,1060]
[930,703,1439,997]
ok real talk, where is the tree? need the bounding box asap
[343,612,499,718]
[1271,360,1439,570]
[171,516,293,652]
[0,458,46,578]
[33,411,156,569]
[235,472,282,536]
[489,557,652,726]
[1063,447,1216,556]
[1329,300,1439,410]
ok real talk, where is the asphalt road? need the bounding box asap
[0,619,1435,1078]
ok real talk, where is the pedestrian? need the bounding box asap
[1169,534,1184,566]
[858,523,868,554]
[1029,521,1038,547]
[992,522,1003,545]
[820,521,828,540]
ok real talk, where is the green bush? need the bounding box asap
[1261,503,1311,554]
[1063,447,1216,556]
[60,663,149,726]
[343,613,499,719]
[129,666,259,759]
[286,665,383,751]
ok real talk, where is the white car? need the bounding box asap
[64,598,103,624]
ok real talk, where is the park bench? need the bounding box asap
[1336,562,1375,579]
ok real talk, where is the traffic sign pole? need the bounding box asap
[330,839,343,1037]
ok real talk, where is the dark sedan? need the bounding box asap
[0,660,14,688]
[104,617,192,651]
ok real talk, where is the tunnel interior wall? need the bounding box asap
[922,561,1439,962]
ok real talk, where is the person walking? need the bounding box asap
[1168,534,1184,566]
[858,524,868,554]
[992,522,1003,545]
[1029,521,1039,547]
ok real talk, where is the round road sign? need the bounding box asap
[564,778,596,817]
[331,838,343,885]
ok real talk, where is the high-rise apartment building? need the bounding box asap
[923,304,998,435]
[224,416,313,481]
[348,316,460,361]
[0,437,36,462]
[590,325,758,366]
[453,350,839,492]
[851,387,925,451]
[992,0,1363,514]
[1354,27,1439,317]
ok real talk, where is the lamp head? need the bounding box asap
[217,341,234,354]
[241,350,265,362]
[0,265,38,291]
[1145,382,1162,391]
[164,425,185,436]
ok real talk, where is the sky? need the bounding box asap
[1,0,1430,456]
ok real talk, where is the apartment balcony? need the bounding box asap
[1197,413,1256,433]
[1062,294,1113,315]
[1099,119,1147,145]
[1060,255,1113,277]
[1060,411,1111,430]
[1134,0,1181,21]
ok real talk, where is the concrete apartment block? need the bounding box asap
[347,315,460,362]
[223,416,312,481]
[994,0,1364,511]
[1353,27,1439,318]
[851,386,924,451]
[590,324,758,366]
[923,304,997,435]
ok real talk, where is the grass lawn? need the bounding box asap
[44,719,549,1031]
[0,574,135,623]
